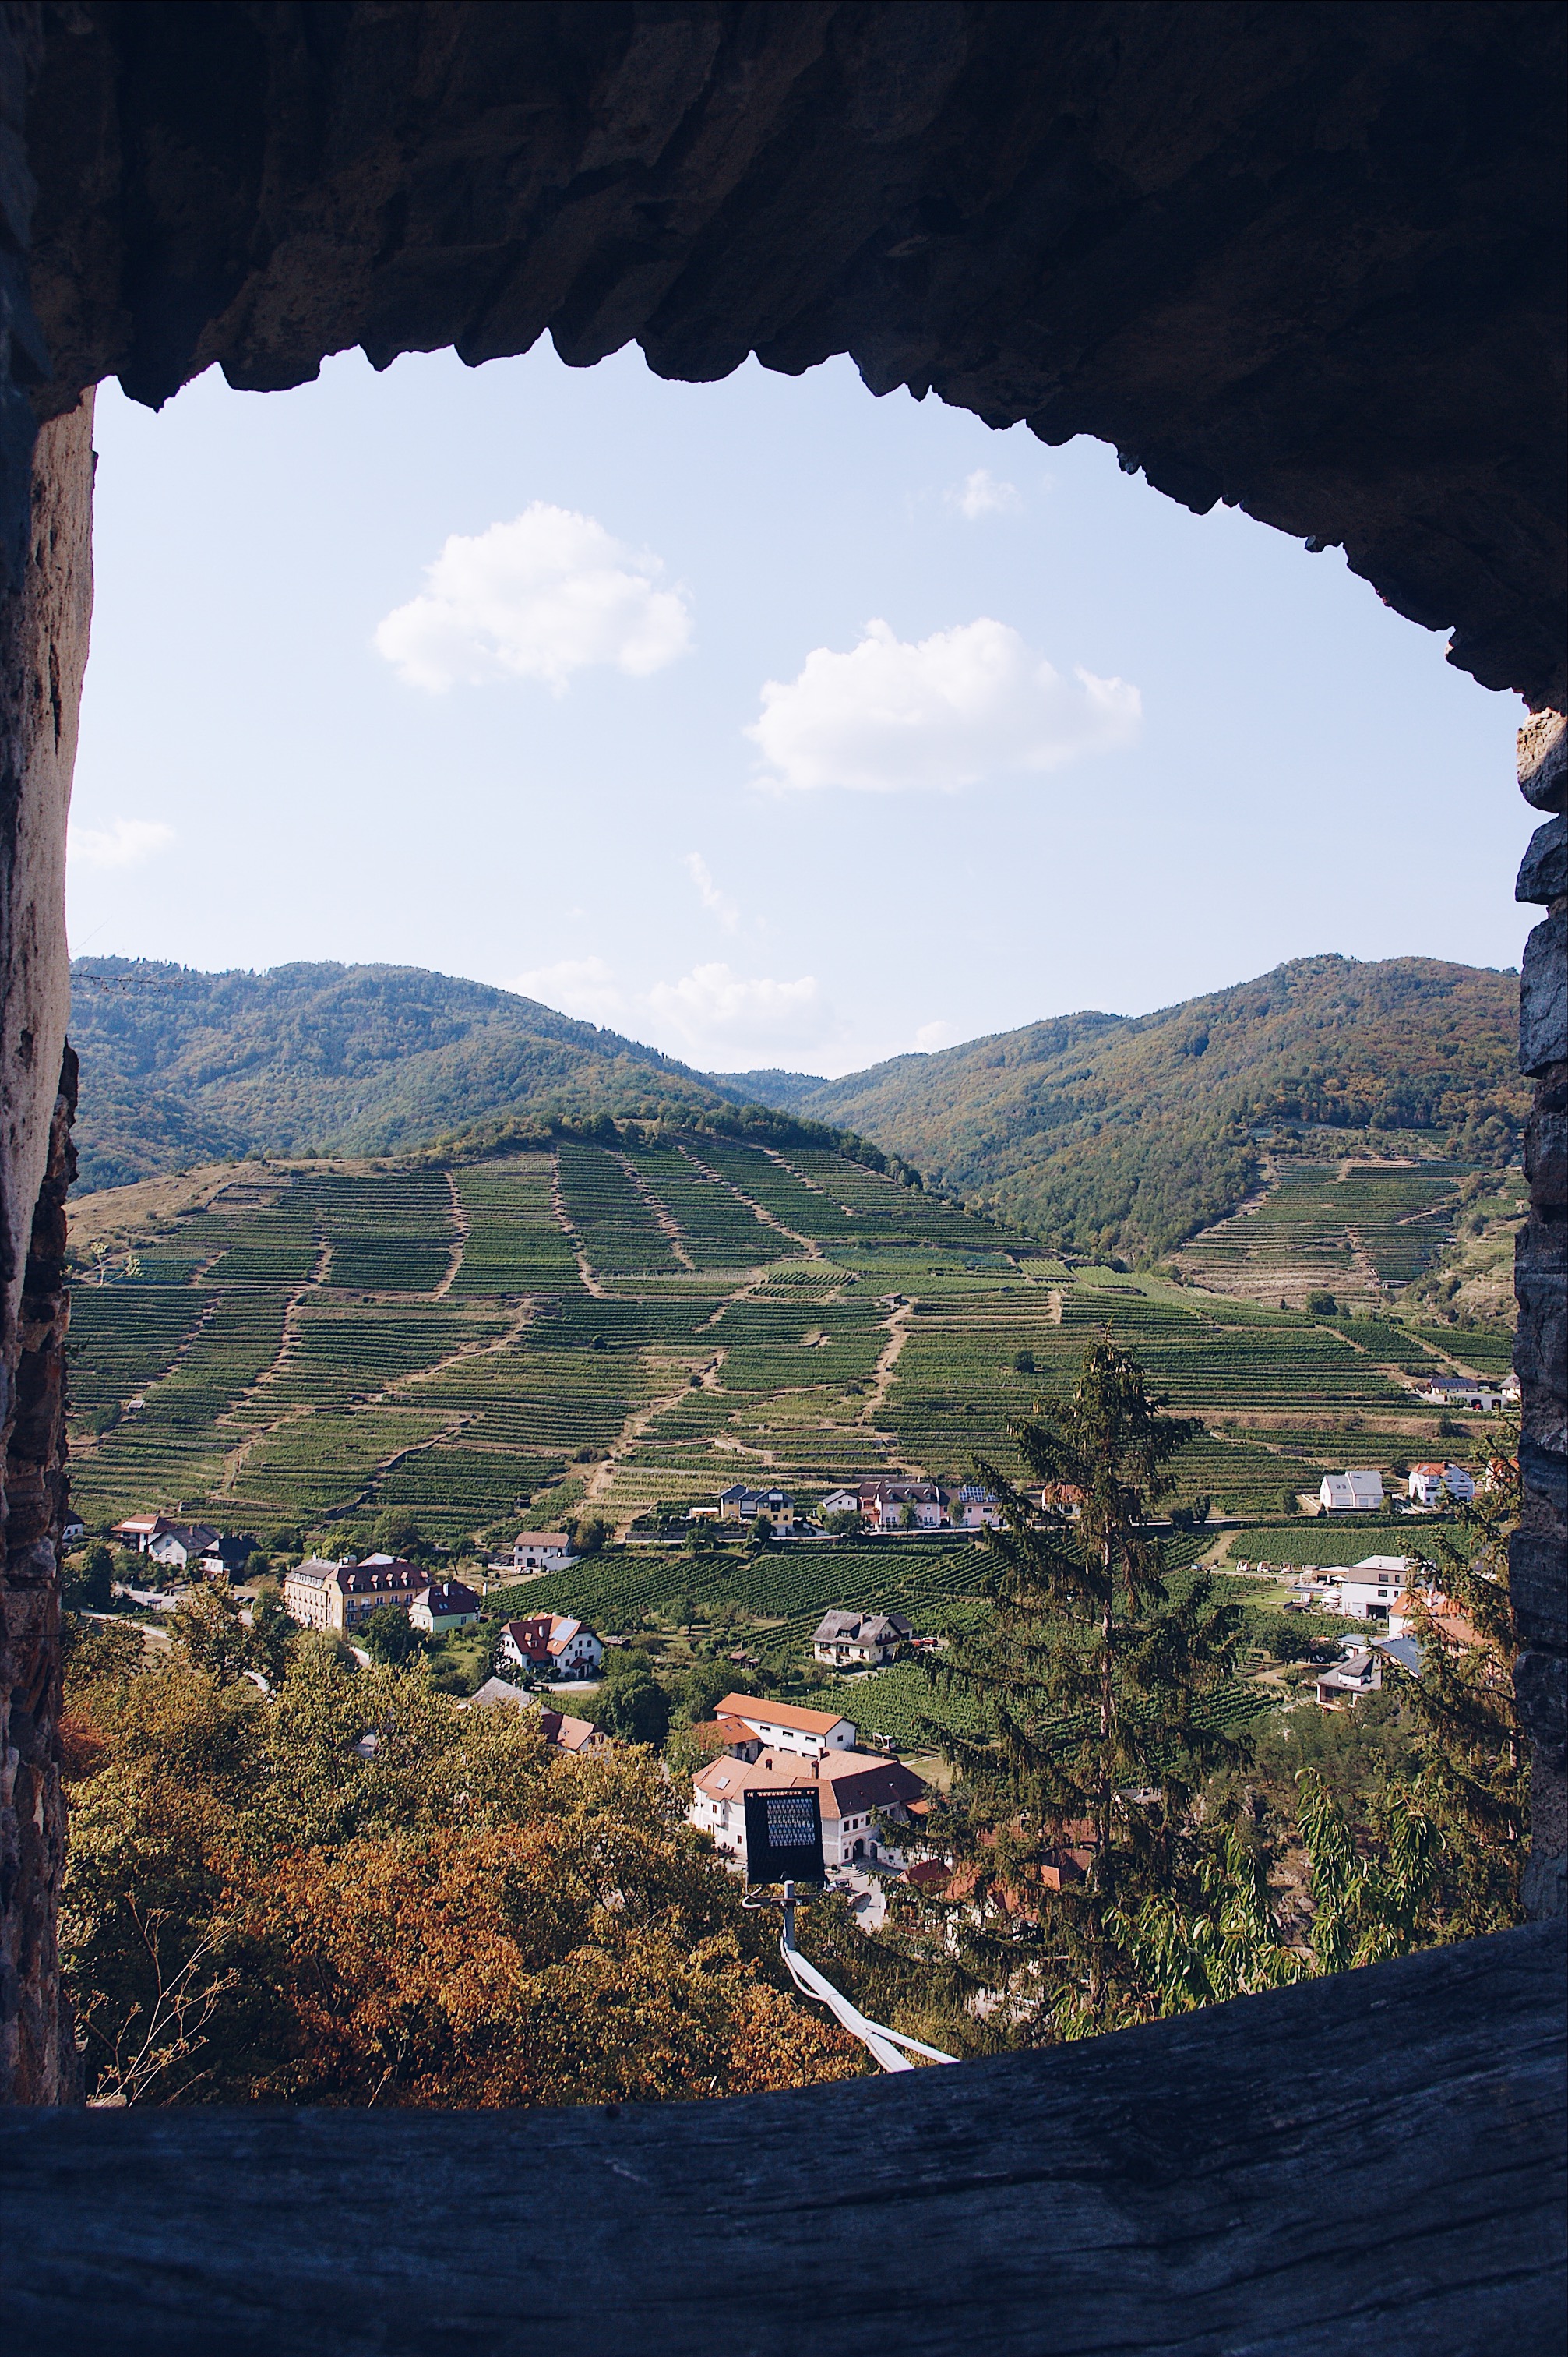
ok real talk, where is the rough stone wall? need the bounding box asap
[1515,714,1568,1921]
[0,393,92,2105]
[0,3,1558,2106]
[16,0,1568,709]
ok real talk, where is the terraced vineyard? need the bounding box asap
[65,1132,1508,1547]
[1179,1157,1464,1300]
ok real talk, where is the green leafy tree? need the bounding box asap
[65,1541,115,1615]
[245,1583,298,1689]
[359,1604,422,1667]
[373,1510,428,1561]
[570,1515,608,1558]
[170,1584,251,1688]
[1013,1350,1036,1374]
[594,1654,671,1747]
[747,1513,773,1551]
[1383,1446,1527,1935]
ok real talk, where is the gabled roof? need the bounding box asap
[423,1579,481,1612]
[692,1745,925,1822]
[717,1693,851,1737]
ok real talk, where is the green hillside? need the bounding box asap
[68,959,732,1192]
[66,1131,1507,1561]
[719,956,1523,1262]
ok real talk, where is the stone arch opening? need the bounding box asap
[0,5,1562,2126]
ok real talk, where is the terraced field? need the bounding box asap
[65,1133,1508,1545]
[1179,1157,1464,1300]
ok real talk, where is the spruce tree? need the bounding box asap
[919,1336,1247,2031]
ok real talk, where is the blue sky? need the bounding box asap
[67,341,1532,1076]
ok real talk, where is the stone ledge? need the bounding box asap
[2,1923,1563,2357]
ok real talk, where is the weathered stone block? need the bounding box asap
[1518,709,1567,815]
[1511,1527,1568,1653]
[1525,1106,1568,1208]
[1517,813,1568,905]
[1516,1647,1568,1753]
[1519,913,1567,1075]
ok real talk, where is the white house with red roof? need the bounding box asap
[498,1613,604,1680]
[690,1741,928,1872]
[710,1693,858,1759]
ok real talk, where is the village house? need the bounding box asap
[689,1714,764,1763]
[811,1609,914,1667]
[61,1512,85,1547]
[1320,1554,1414,1621]
[713,1693,858,1759]
[953,1485,1003,1530]
[506,1530,580,1575]
[110,1512,171,1554]
[497,1613,604,1681]
[1319,1469,1385,1513]
[716,1484,795,1530]
[464,1678,608,1752]
[1025,1482,1086,1519]
[281,1554,430,1635]
[410,1577,483,1635]
[1315,1648,1383,1710]
[1408,1461,1476,1507]
[1419,1374,1509,1412]
[819,1479,951,1530]
[689,1741,928,1872]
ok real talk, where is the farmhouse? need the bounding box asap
[812,1610,914,1667]
[690,1744,928,1872]
[109,1513,171,1554]
[1408,1462,1476,1507]
[1323,1556,1414,1621]
[1319,1469,1385,1513]
[714,1694,858,1760]
[717,1484,795,1529]
[1420,1375,1508,1412]
[464,1679,608,1752]
[410,1578,482,1635]
[506,1530,580,1574]
[953,1486,1003,1530]
[498,1614,604,1680]
[1315,1649,1383,1710]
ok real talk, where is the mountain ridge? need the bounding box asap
[69,951,1523,1261]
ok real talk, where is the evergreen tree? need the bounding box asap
[920,1336,1246,2027]
[1384,1441,1526,1936]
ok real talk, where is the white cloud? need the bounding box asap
[948,468,1020,519]
[914,1019,960,1052]
[683,852,739,934]
[506,956,625,1025]
[69,817,177,870]
[745,617,1140,794]
[645,963,840,1067]
[375,503,693,693]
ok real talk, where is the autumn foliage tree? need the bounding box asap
[59,1622,860,2108]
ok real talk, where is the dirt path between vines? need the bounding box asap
[678,1140,821,1258]
[431,1170,467,1297]
[861,1297,914,1427]
[551,1150,607,1297]
[613,1152,696,1271]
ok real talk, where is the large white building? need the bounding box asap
[710,1694,858,1759]
[690,1740,928,1873]
[1408,1461,1476,1507]
[1319,1469,1385,1513]
[497,1612,604,1680]
[1320,1554,1414,1621]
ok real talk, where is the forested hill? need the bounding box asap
[717,957,1524,1262]
[68,960,730,1192]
